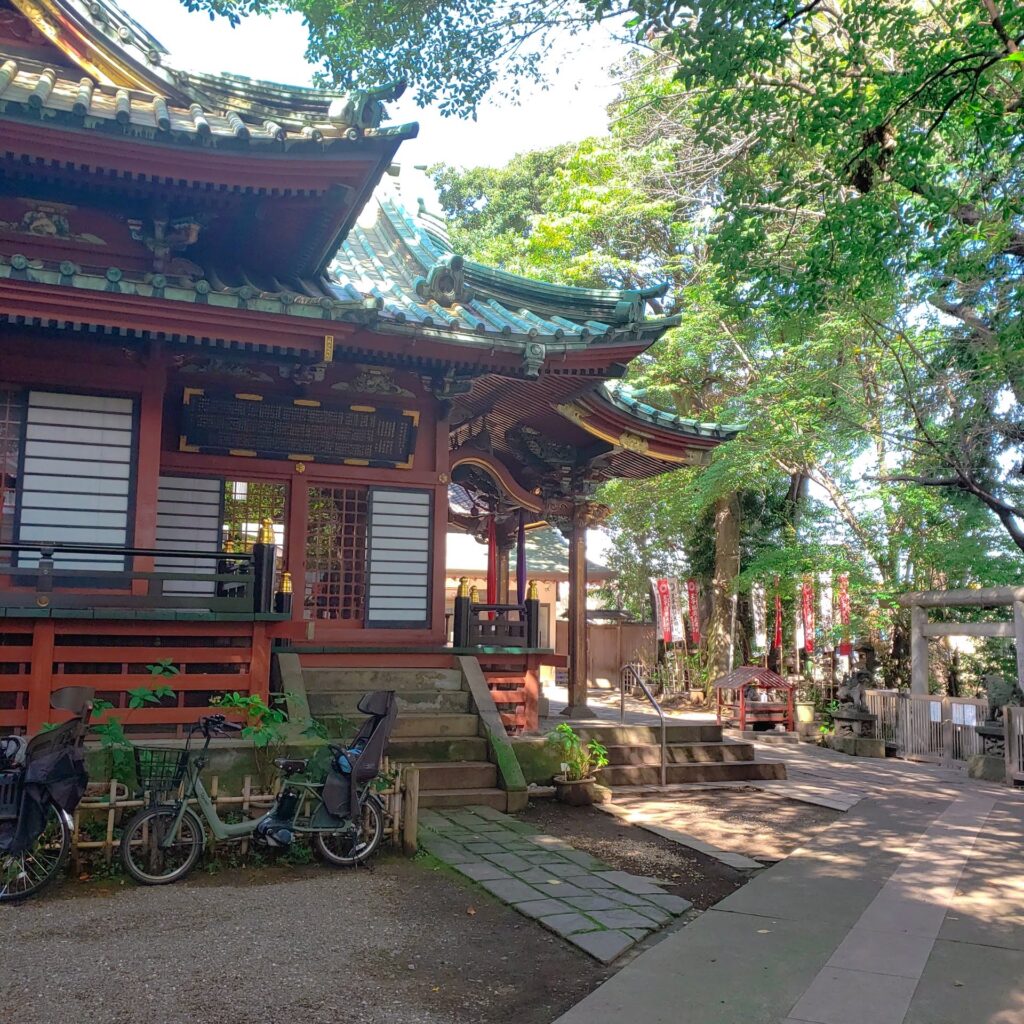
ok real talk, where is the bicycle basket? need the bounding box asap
[0,770,21,821]
[133,747,189,796]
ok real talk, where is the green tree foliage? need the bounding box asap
[429,53,1021,683]
[186,0,1023,552]
[185,0,1023,681]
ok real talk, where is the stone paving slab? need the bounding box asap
[420,805,693,963]
[554,742,1024,1024]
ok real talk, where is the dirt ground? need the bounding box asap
[2,854,609,1024]
[518,800,748,910]
[608,788,842,862]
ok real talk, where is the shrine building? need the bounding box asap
[0,0,739,801]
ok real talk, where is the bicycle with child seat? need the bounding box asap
[0,686,94,903]
[118,713,385,885]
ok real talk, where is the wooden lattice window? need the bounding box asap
[305,487,368,622]
[222,480,287,553]
[0,387,25,563]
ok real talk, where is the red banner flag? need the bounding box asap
[651,578,673,644]
[801,578,815,654]
[773,591,783,650]
[838,573,852,656]
[686,579,701,644]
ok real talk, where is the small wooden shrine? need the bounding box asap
[714,667,796,733]
[0,0,738,736]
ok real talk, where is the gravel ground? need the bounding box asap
[518,801,747,910]
[2,855,609,1024]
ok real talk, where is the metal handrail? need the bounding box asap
[620,663,667,787]
[0,541,253,562]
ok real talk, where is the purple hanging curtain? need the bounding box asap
[516,508,527,604]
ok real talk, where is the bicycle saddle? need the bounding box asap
[273,758,308,776]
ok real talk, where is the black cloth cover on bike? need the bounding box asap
[0,723,87,855]
[273,758,309,775]
[322,690,397,820]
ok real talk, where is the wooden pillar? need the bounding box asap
[286,476,308,625]
[561,502,589,717]
[910,604,929,694]
[250,621,270,701]
[27,620,55,734]
[132,353,166,594]
[497,544,511,605]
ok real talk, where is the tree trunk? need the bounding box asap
[707,492,741,679]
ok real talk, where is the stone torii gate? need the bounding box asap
[900,586,1024,695]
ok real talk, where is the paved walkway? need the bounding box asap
[418,805,692,963]
[554,748,1024,1024]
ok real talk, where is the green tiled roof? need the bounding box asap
[601,382,744,441]
[328,187,680,347]
[0,184,680,376]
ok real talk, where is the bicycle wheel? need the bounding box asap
[120,805,204,885]
[313,798,383,867]
[0,804,71,904]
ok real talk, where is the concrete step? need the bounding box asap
[393,713,480,739]
[419,787,507,811]
[322,712,480,739]
[309,689,471,716]
[603,742,756,766]
[414,761,498,791]
[733,729,801,744]
[602,760,787,787]
[303,667,464,692]
[575,723,723,745]
[387,736,488,762]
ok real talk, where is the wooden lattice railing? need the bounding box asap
[0,620,272,735]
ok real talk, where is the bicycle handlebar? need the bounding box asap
[193,715,244,738]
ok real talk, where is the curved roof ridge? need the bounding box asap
[602,381,745,437]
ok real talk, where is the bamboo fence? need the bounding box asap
[69,757,419,868]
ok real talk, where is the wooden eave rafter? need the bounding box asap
[0,117,400,194]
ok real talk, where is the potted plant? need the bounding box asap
[546,723,609,806]
[795,685,820,725]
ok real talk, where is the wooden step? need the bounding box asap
[419,787,508,811]
[575,723,723,745]
[602,760,787,787]
[603,742,756,766]
[302,667,463,691]
[309,689,470,715]
[414,761,498,791]
[387,736,488,762]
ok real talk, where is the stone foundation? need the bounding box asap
[967,753,1006,782]
[824,735,886,759]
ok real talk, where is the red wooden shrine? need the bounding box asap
[0,0,737,735]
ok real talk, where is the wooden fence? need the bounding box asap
[1005,706,1024,786]
[0,619,274,736]
[68,759,418,869]
[865,690,988,767]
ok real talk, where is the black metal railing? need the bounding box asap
[620,662,667,787]
[0,540,278,615]
[451,579,541,649]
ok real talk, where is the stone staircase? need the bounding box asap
[302,665,509,810]
[575,723,787,787]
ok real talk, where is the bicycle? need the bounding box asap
[119,712,387,885]
[0,686,93,904]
